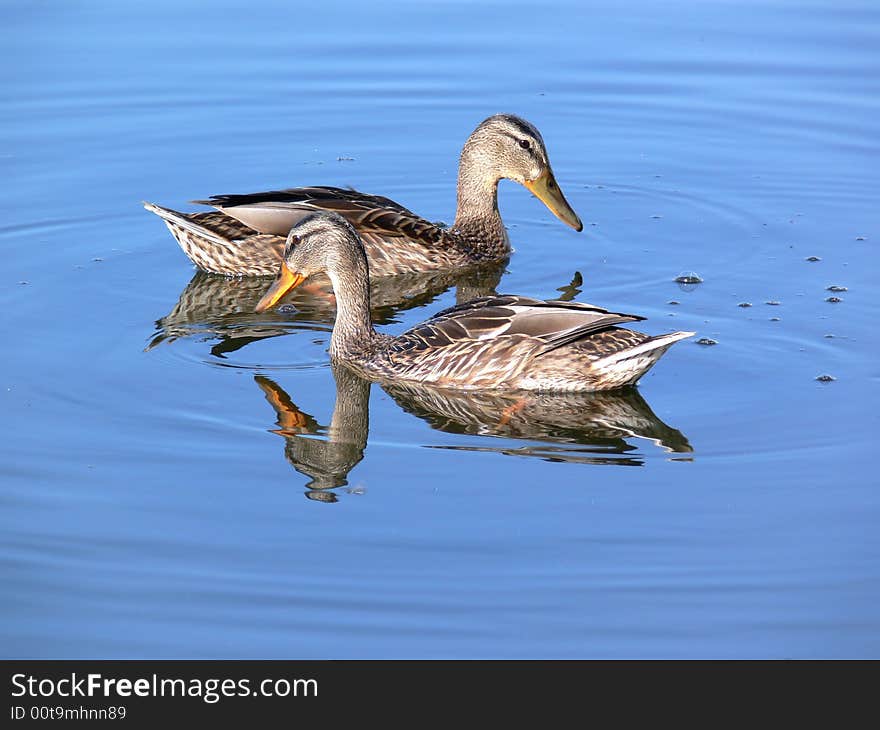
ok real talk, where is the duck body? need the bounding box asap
[337,295,693,392]
[144,114,581,277]
[255,212,693,393]
[145,186,498,278]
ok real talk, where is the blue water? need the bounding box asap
[2,0,878,658]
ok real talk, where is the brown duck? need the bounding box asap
[255,212,694,392]
[144,114,582,277]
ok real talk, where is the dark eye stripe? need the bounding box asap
[498,130,537,155]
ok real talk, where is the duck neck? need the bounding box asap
[452,153,508,257]
[327,266,378,359]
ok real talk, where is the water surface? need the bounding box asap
[2,0,878,658]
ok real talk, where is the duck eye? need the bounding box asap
[518,139,531,150]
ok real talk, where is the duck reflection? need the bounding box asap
[256,366,369,503]
[384,381,692,465]
[148,261,507,356]
[256,366,692,503]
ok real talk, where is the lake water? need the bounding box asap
[2,0,878,658]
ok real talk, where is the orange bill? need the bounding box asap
[524,169,583,231]
[255,262,307,312]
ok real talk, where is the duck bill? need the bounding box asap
[525,169,583,231]
[255,263,306,312]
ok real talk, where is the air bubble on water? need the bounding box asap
[805,256,821,262]
[815,374,836,382]
[825,296,842,303]
[696,338,717,346]
[675,272,703,292]
[826,285,847,292]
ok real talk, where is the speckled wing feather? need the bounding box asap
[144,201,286,276]
[195,185,416,218]
[393,296,644,354]
[198,185,448,246]
[378,296,649,388]
[178,210,259,242]
[148,188,459,277]
[193,186,459,276]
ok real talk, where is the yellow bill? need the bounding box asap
[255,262,307,312]
[524,169,583,232]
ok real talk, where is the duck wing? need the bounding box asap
[392,295,644,354]
[194,186,446,248]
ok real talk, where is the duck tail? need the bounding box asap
[143,201,218,240]
[589,331,695,388]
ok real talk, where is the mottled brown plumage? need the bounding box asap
[144,114,582,277]
[255,212,695,392]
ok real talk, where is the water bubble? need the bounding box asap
[825,296,842,303]
[826,285,847,292]
[805,256,821,262]
[667,300,680,305]
[696,338,718,346]
[675,272,702,292]
[737,302,752,308]
[770,317,781,321]
[815,374,836,382]
[765,300,781,306]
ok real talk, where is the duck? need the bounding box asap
[143,114,582,278]
[254,212,694,392]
